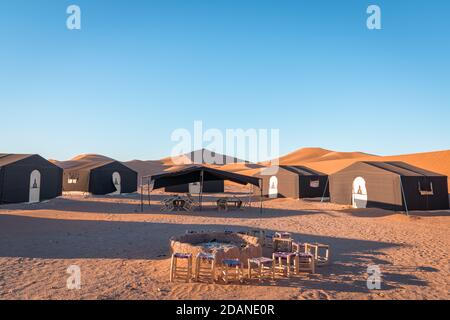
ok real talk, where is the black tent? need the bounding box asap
[254,165,329,199]
[165,180,224,193]
[329,161,449,212]
[141,165,262,211]
[60,159,138,195]
[0,154,62,204]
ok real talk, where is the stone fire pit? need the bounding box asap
[170,232,262,266]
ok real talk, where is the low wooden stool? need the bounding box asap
[272,252,296,277]
[219,259,244,284]
[274,232,292,239]
[247,257,275,281]
[294,252,315,274]
[194,252,216,283]
[264,233,275,248]
[273,237,293,252]
[292,241,308,254]
[170,253,193,282]
[307,243,330,266]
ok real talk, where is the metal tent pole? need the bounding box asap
[140,177,144,212]
[260,179,263,214]
[321,177,329,203]
[400,178,409,216]
[199,170,204,211]
[147,179,151,206]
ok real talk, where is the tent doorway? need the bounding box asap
[29,170,41,203]
[112,172,121,194]
[269,176,278,199]
[352,176,368,208]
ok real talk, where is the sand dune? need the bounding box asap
[271,147,375,165]
[63,148,450,187]
[70,154,113,162]
[124,160,169,181]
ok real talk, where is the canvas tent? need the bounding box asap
[0,154,62,204]
[253,165,329,199]
[141,165,262,211]
[165,180,224,194]
[329,161,449,211]
[60,158,137,195]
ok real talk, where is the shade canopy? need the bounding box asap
[146,165,261,190]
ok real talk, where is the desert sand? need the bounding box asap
[0,186,449,300]
[1,148,449,300]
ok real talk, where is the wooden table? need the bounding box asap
[217,198,243,211]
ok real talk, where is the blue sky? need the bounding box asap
[1,0,449,161]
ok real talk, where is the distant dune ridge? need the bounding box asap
[60,148,450,186]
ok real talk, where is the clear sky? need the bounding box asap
[1,0,449,161]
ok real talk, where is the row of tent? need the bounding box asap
[0,154,137,204]
[254,162,449,211]
[0,153,448,211]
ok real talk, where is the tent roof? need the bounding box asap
[58,159,117,171]
[362,161,445,177]
[0,154,35,167]
[280,165,326,176]
[146,165,261,190]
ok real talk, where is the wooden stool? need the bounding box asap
[294,252,315,274]
[274,232,292,239]
[273,237,293,252]
[194,252,216,283]
[264,233,275,248]
[247,257,275,281]
[272,252,296,277]
[292,241,308,254]
[306,243,330,266]
[170,253,193,282]
[219,259,244,284]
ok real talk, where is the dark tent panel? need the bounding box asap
[253,165,329,199]
[142,165,263,212]
[61,158,138,195]
[329,161,449,211]
[0,154,62,204]
[165,180,224,193]
[148,165,261,190]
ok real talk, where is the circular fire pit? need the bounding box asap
[170,232,262,266]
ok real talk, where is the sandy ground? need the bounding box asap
[0,189,449,300]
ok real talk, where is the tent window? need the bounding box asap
[68,178,78,184]
[418,181,434,196]
[310,179,320,188]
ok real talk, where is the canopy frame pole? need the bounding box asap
[321,177,329,203]
[260,179,263,214]
[199,170,204,211]
[147,179,151,206]
[400,178,409,216]
[140,177,144,212]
